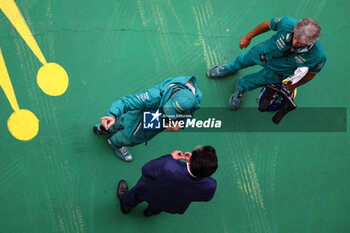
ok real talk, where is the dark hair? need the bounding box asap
[189,146,218,178]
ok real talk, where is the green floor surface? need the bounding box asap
[0,0,349,232]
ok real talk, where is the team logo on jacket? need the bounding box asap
[295,55,305,64]
[143,110,162,129]
[276,36,286,50]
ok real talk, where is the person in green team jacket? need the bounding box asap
[207,17,326,109]
[93,76,202,162]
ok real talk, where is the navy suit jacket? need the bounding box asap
[137,154,217,214]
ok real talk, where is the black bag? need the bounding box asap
[258,84,297,124]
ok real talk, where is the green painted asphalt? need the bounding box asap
[0,0,349,232]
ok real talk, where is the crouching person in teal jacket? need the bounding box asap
[93,76,202,162]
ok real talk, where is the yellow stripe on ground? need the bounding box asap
[0,0,47,65]
[0,0,69,96]
[0,48,20,112]
[0,48,39,141]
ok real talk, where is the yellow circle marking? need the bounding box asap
[7,109,39,141]
[37,63,69,96]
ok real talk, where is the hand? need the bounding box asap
[101,116,115,130]
[171,150,183,160]
[283,83,296,93]
[165,123,182,132]
[183,152,192,163]
[239,34,252,49]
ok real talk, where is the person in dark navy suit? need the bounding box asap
[117,145,218,217]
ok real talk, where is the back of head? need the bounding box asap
[190,146,218,178]
[294,18,321,45]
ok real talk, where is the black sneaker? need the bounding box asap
[93,123,109,135]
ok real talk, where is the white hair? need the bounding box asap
[293,18,321,45]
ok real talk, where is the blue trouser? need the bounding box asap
[107,115,137,148]
[121,177,162,216]
[227,51,282,91]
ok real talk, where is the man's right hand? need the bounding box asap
[101,116,115,130]
[239,20,271,49]
[171,150,183,160]
[239,34,252,49]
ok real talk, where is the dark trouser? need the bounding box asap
[121,177,162,216]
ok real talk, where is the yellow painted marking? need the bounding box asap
[37,63,69,96]
[236,160,265,210]
[8,110,39,141]
[192,4,220,69]
[166,0,182,25]
[247,161,265,209]
[0,48,39,141]
[137,0,148,27]
[0,49,19,112]
[192,7,211,69]
[0,0,47,64]
[0,0,69,96]
[205,0,214,19]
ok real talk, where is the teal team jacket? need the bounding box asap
[243,17,327,76]
[264,17,327,76]
[106,76,202,143]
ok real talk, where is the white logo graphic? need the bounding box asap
[143,110,162,129]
